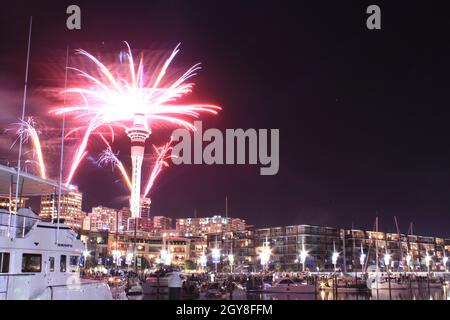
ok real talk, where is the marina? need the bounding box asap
[0,163,449,300]
[0,1,449,306]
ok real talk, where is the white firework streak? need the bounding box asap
[97,147,132,191]
[11,117,47,179]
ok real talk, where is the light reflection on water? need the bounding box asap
[133,286,450,301]
[246,287,449,300]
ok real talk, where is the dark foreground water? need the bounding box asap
[129,286,450,301]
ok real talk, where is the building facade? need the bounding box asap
[254,224,450,272]
[176,215,246,237]
[153,216,173,230]
[78,209,450,273]
[39,191,85,230]
[84,206,118,232]
[0,196,28,212]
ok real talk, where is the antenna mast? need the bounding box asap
[11,16,33,238]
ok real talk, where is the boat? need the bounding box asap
[265,277,316,294]
[141,272,173,295]
[367,274,409,290]
[0,165,112,300]
[322,275,368,292]
[0,208,113,300]
[203,282,227,299]
[127,284,143,296]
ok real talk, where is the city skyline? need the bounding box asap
[1,1,450,238]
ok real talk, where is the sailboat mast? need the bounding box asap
[394,216,403,272]
[56,45,69,244]
[11,16,33,238]
[342,228,347,273]
[375,216,379,274]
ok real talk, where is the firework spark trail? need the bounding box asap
[53,42,220,185]
[64,117,100,185]
[143,138,175,197]
[11,117,47,179]
[96,133,132,190]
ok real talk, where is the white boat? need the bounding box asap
[265,278,316,294]
[367,275,409,290]
[0,165,112,300]
[322,276,368,292]
[0,208,112,300]
[367,273,445,291]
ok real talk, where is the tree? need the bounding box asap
[184,259,196,271]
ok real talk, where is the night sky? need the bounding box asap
[1,1,449,237]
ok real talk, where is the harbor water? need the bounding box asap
[129,286,450,301]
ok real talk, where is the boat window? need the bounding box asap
[49,257,55,272]
[60,255,67,272]
[69,256,79,272]
[70,256,79,266]
[22,254,42,273]
[0,252,10,273]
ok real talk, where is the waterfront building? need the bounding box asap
[39,190,85,230]
[78,207,450,273]
[254,224,450,272]
[153,216,173,230]
[107,231,191,268]
[85,206,118,232]
[0,196,28,212]
[206,229,256,272]
[255,225,342,272]
[138,197,152,231]
[176,215,246,237]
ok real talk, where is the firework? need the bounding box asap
[12,117,47,179]
[53,42,220,186]
[97,148,132,190]
[52,42,221,184]
[52,42,220,217]
[143,138,175,197]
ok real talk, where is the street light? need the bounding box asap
[228,254,235,273]
[406,253,412,271]
[112,249,120,265]
[125,252,133,266]
[260,238,271,272]
[160,249,172,266]
[359,250,366,268]
[384,252,391,272]
[443,255,448,272]
[83,249,90,269]
[332,251,339,272]
[425,253,432,273]
[331,241,339,273]
[299,248,308,272]
[212,248,221,273]
[199,252,207,271]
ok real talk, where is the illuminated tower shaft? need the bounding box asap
[126,114,150,218]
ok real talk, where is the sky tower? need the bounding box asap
[126,113,151,218]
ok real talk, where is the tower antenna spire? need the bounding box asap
[126,114,151,219]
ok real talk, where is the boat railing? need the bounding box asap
[0,210,40,238]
